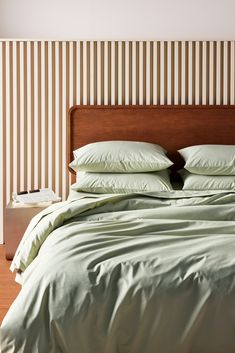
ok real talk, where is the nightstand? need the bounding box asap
[5,202,53,260]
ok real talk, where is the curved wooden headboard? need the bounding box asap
[67,105,235,175]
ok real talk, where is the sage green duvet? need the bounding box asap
[1,190,235,353]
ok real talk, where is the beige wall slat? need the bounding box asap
[216,41,221,104]
[139,41,143,105]
[0,42,3,243]
[62,42,67,200]
[160,42,165,105]
[13,42,18,192]
[153,42,158,105]
[223,41,228,105]
[89,41,94,105]
[117,41,122,105]
[82,41,87,105]
[111,41,115,105]
[188,41,193,105]
[55,41,60,195]
[167,41,172,105]
[181,41,186,105]
[69,42,74,107]
[231,42,235,104]
[195,41,200,105]
[77,42,81,105]
[202,41,207,105]
[125,41,129,105]
[86,42,90,105]
[146,41,151,105]
[174,42,179,105]
[132,41,136,105]
[97,42,101,105]
[5,42,11,203]
[40,41,46,188]
[47,42,53,189]
[209,41,214,105]
[118,41,122,105]
[104,41,108,105]
[33,42,39,189]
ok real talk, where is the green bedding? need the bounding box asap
[1,190,235,353]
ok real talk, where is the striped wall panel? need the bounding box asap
[0,40,235,243]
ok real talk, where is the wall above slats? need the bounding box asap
[0,40,235,243]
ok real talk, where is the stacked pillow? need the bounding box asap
[69,141,173,193]
[178,145,235,190]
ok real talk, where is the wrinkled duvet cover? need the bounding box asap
[1,190,235,353]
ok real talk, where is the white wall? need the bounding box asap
[0,0,235,40]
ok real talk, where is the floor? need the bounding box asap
[0,245,20,324]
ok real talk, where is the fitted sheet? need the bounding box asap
[1,190,235,353]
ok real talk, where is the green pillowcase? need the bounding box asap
[70,141,173,173]
[180,169,235,190]
[178,145,235,175]
[71,170,173,194]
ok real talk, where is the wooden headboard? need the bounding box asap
[67,105,235,175]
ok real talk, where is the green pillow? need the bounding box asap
[178,145,235,175]
[70,141,173,173]
[180,169,235,190]
[71,170,173,194]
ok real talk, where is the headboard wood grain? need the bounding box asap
[67,105,235,177]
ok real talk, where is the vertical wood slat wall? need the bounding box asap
[0,40,235,243]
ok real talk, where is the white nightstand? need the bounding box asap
[4,202,56,260]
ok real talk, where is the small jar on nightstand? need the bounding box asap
[4,201,58,260]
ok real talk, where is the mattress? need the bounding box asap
[1,190,235,353]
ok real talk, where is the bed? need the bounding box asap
[1,105,235,353]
